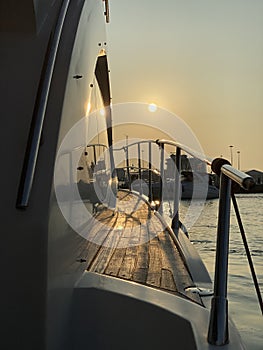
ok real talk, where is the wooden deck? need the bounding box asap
[84,190,202,304]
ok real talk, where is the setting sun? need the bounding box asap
[148,103,157,112]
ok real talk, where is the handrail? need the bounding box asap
[157,139,255,190]
[113,137,258,346]
[156,139,213,166]
[208,158,255,345]
[16,0,71,209]
[211,158,255,190]
[222,165,255,190]
[157,139,257,344]
[112,139,157,152]
[114,137,255,200]
[86,143,107,149]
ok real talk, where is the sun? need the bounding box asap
[148,103,157,113]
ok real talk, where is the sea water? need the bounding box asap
[164,194,262,349]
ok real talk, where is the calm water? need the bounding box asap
[165,194,263,349]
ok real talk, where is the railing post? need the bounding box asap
[171,147,181,235]
[137,143,142,194]
[208,171,231,346]
[93,145,97,164]
[125,146,131,190]
[159,142,164,215]
[148,141,152,202]
[138,143,142,180]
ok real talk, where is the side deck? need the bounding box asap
[83,190,201,304]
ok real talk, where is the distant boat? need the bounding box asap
[125,169,219,200]
[234,183,263,194]
[166,172,219,200]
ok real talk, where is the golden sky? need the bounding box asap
[107,0,263,171]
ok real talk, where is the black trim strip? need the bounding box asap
[16,0,71,209]
[95,54,116,177]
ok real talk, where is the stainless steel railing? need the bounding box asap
[113,137,260,346]
[113,140,157,201]
[155,139,257,346]
[207,157,256,345]
[16,0,71,209]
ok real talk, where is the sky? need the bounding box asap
[106,0,263,171]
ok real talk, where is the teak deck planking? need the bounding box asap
[84,190,201,304]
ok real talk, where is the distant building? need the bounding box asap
[246,170,263,185]
[165,154,207,179]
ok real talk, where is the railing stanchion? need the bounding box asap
[93,145,97,165]
[148,141,152,202]
[208,171,231,346]
[137,143,142,194]
[125,146,131,190]
[171,147,181,235]
[159,143,164,215]
[231,193,263,315]
[138,144,142,179]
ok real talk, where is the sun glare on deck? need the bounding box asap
[148,103,157,112]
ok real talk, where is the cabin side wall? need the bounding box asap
[0,1,63,348]
[44,1,109,349]
[0,0,109,349]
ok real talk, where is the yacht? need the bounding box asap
[1,1,257,349]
